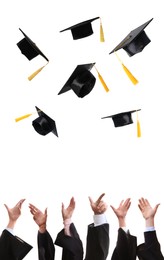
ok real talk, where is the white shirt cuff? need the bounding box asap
[93,214,108,226]
[145,226,155,232]
[121,227,128,233]
[6,228,14,235]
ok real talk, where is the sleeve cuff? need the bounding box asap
[5,228,14,235]
[145,226,155,232]
[121,227,128,233]
[93,213,108,226]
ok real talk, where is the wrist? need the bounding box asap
[7,220,17,229]
[63,218,72,225]
[118,217,126,228]
[39,223,46,233]
[145,217,154,227]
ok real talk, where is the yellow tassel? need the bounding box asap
[94,65,109,92]
[15,113,33,122]
[28,66,45,81]
[100,20,105,42]
[97,72,109,92]
[122,64,138,85]
[137,119,141,137]
[114,51,138,85]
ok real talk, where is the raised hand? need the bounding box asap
[61,196,75,221]
[89,193,108,214]
[29,203,47,229]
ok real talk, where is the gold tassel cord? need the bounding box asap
[15,113,33,122]
[122,64,138,85]
[137,112,141,138]
[137,120,141,137]
[15,109,42,122]
[114,51,138,85]
[100,18,105,42]
[94,66,109,92]
[28,62,49,81]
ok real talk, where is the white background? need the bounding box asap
[0,0,164,259]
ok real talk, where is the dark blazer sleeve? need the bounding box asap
[137,231,164,260]
[84,223,109,260]
[37,230,55,260]
[111,228,137,260]
[55,222,83,260]
[0,229,33,260]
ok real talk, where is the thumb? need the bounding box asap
[154,203,160,213]
[4,204,9,211]
[88,196,93,206]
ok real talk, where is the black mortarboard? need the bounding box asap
[17,28,49,80]
[32,106,58,136]
[17,28,49,61]
[60,17,100,40]
[109,18,153,57]
[58,63,96,98]
[101,109,141,127]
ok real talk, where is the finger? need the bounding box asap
[96,193,105,204]
[124,198,131,208]
[154,203,160,213]
[70,197,75,208]
[61,202,65,211]
[97,201,104,208]
[29,204,39,211]
[110,205,116,212]
[44,208,48,215]
[88,196,94,205]
[16,199,25,208]
[99,203,108,212]
[4,204,9,211]
[119,200,124,207]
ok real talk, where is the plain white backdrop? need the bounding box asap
[0,0,164,259]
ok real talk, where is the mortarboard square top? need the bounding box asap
[60,17,100,40]
[109,18,153,57]
[17,28,49,61]
[101,109,141,127]
[58,63,96,98]
[32,106,58,136]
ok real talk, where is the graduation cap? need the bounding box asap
[15,107,58,137]
[17,28,49,80]
[109,18,153,57]
[58,63,96,98]
[32,107,58,136]
[60,17,105,42]
[101,109,141,137]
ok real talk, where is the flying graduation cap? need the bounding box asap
[32,107,58,136]
[58,63,110,97]
[15,106,58,137]
[17,28,49,80]
[58,63,96,98]
[108,18,153,85]
[101,109,141,137]
[60,17,105,42]
[109,18,153,57]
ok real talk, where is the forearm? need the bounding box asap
[6,220,16,230]
[118,217,126,228]
[63,218,72,236]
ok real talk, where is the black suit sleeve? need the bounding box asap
[84,223,109,260]
[37,230,55,260]
[137,231,164,260]
[55,223,83,260]
[111,228,137,260]
[0,229,33,260]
